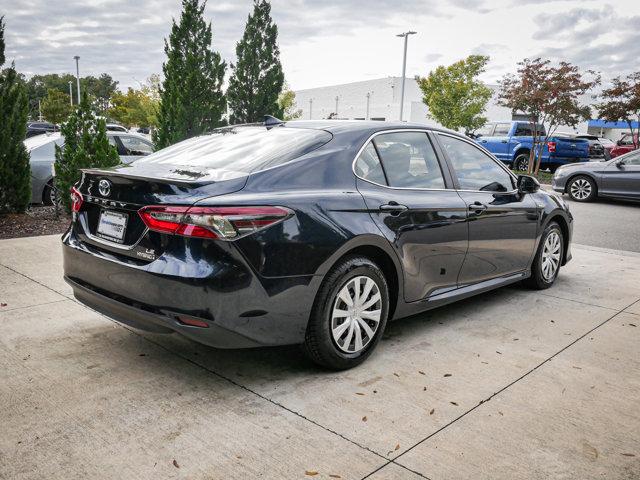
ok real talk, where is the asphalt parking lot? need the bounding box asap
[1,234,640,479]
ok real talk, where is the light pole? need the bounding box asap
[366,92,371,120]
[309,98,313,119]
[335,96,339,117]
[68,81,73,105]
[396,31,416,121]
[73,56,81,104]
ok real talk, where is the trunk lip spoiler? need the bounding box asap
[80,168,232,186]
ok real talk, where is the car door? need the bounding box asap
[484,122,511,161]
[354,130,468,302]
[114,135,154,164]
[602,150,640,199]
[435,133,539,285]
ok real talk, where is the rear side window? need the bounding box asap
[372,132,445,189]
[29,141,56,161]
[438,134,515,192]
[514,123,546,136]
[136,126,332,173]
[354,143,386,184]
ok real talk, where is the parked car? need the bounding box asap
[610,133,639,159]
[62,120,573,369]
[552,148,640,202]
[474,121,590,172]
[26,121,58,138]
[25,131,154,205]
[574,134,609,160]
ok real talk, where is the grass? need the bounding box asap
[513,169,554,184]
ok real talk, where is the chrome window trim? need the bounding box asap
[351,128,519,195]
[351,128,452,192]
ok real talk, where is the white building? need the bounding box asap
[294,77,633,141]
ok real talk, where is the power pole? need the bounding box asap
[73,56,81,104]
[68,81,73,105]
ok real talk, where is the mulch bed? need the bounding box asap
[0,206,71,239]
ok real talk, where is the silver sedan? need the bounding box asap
[552,149,640,202]
[25,131,154,204]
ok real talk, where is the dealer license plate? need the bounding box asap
[96,210,128,243]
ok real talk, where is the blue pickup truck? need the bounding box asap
[473,121,590,172]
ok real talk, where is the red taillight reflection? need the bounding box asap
[547,141,556,153]
[70,186,83,213]
[138,205,292,240]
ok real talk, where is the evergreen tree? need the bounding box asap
[41,88,73,124]
[0,16,31,214]
[54,92,119,212]
[227,0,285,124]
[154,0,226,149]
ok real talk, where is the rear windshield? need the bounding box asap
[136,126,332,173]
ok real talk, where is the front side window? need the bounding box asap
[493,123,511,136]
[371,132,445,189]
[475,124,495,137]
[438,134,515,192]
[620,135,635,146]
[620,150,640,165]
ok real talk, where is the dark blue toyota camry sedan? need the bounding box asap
[62,119,573,369]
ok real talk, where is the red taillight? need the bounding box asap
[176,316,209,328]
[138,205,292,240]
[70,186,83,213]
[547,141,556,153]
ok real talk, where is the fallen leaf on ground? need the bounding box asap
[329,475,342,479]
[629,323,637,327]
[362,416,367,422]
[498,411,504,416]
[172,460,179,468]
[395,444,400,450]
[305,470,319,476]
[450,401,458,406]
[0,303,7,307]
[355,392,365,396]
[496,351,502,355]
[621,453,635,457]
[423,386,427,391]
[393,373,400,377]
[443,373,452,377]
[418,370,425,375]
[429,408,435,415]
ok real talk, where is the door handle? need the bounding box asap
[480,140,487,143]
[379,203,408,212]
[468,202,487,213]
[501,140,508,143]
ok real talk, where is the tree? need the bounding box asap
[154,0,226,149]
[498,58,600,174]
[277,84,302,120]
[109,85,159,128]
[227,0,284,124]
[0,16,31,214]
[597,72,640,149]
[41,88,73,124]
[54,93,119,212]
[416,55,492,133]
[25,73,118,119]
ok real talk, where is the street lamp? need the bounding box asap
[309,98,313,119]
[73,56,81,104]
[68,81,73,105]
[396,31,417,121]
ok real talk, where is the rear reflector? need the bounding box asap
[139,205,293,240]
[176,316,209,328]
[70,186,83,213]
[547,141,556,153]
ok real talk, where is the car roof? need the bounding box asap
[280,119,458,136]
[23,130,151,150]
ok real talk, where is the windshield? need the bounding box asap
[136,126,332,174]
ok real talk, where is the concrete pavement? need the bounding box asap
[0,235,639,479]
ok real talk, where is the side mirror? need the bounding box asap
[517,174,540,194]
[616,159,625,167]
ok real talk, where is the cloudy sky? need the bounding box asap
[2,0,638,91]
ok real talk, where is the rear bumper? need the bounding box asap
[62,230,320,348]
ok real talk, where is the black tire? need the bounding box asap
[303,256,390,370]
[513,153,530,172]
[548,165,558,174]
[525,221,563,290]
[567,175,597,202]
[42,182,56,206]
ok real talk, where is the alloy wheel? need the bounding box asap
[541,231,561,281]
[570,178,592,200]
[331,276,382,354]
